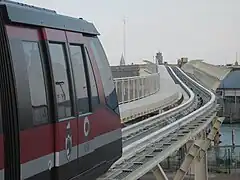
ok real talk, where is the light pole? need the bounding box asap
[123,17,126,64]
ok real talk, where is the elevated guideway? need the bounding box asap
[116,65,187,123]
[99,66,222,180]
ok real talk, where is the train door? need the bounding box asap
[43,28,80,180]
[65,31,100,175]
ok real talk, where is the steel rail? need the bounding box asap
[121,65,196,148]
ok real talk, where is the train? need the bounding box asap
[0,1,122,179]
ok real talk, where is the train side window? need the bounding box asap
[87,37,118,110]
[84,47,100,107]
[22,41,48,125]
[48,43,73,119]
[69,45,90,114]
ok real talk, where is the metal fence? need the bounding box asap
[114,73,160,104]
[160,145,240,174]
[208,145,240,173]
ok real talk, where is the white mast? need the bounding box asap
[123,17,126,64]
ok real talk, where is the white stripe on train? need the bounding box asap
[0,169,4,180]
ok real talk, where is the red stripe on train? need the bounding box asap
[20,107,121,163]
[78,107,121,144]
[0,134,4,170]
[5,25,42,41]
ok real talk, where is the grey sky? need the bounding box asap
[15,0,240,65]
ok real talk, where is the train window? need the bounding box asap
[69,45,89,114]
[87,37,118,110]
[22,41,48,125]
[84,47,100,107]
[48,43,73,119]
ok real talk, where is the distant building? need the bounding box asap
[111,65,140,78]
[120,53,125,65]
[155,52,163,65]
[216,67,240,122]
[177,57,188,67]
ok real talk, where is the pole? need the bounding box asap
[232,128,235,147]
[123,17,126,64]
[227,148,231,174]
[236,52,238,63]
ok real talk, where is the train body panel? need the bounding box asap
[0,1,122,179]
[0,134,3,180]
[0,103,3,179]
[17,107,121,180]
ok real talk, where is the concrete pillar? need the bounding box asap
[152,164,168,180]
[186,131,207,177]
[186,140,195,175]
[193,139,208,180]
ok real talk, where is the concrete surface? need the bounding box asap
[119,65,187,115]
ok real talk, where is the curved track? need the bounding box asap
[99,66,218,180]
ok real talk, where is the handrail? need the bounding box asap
[114,73,160,104]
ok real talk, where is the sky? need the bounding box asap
[13,0,240,65]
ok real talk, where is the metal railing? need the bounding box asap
[161,145,240,175]
[114,73,160,104]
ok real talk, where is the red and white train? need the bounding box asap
[0,1,122,179]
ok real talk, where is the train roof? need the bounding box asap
[0,0,100,35]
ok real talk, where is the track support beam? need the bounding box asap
[152,164,169,180]
[173,116,224,180]
[194,142,208,180]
